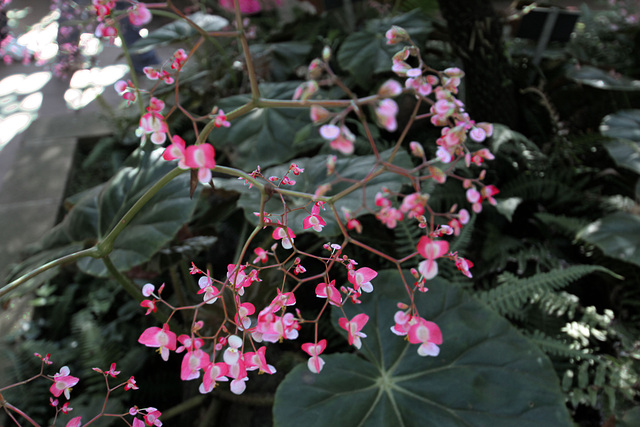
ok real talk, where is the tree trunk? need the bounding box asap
[437,0,520,129]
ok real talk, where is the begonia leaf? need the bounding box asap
[566,66,640,91]
[273,271,572,427]
[600,110,640,174]
[216,148,412,236]
[129,12,229,51]
[337,10,432,88]
[578,211,640,267]
[210,82,311,170]
[23,149,198,278]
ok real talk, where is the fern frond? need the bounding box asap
[534,212,589,237]
[525,330,597,361]
[500,174,582,204]
[449,214,475,256]
[477,265,619,315]
[533,290,581,318]
[394,219,422,259]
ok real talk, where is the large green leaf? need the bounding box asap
[129,12,229,52]
[210,82,311,170]
[27,149,199,277]
[578,211,640,267]
[217,148,413,236]
[274,271,572,427]
[337,10,432,88]
[566,66,640,91]
[600,110,640,174]
[600,110,640,142]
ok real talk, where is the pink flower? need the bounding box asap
[244,346,276,374]
[338,313,369,349]
[385,25,408,45]
[224,335,244,366]
[213,109,230,128]
[219,0,266,15]
[272,225,296,249]
[303,203,326,232]
[66,416,82,427]
[138,324,177,361]
[162,135,188,169]
[347,267,377,293]
[128,4,152,26]
[197,270,219,304]
[199,362,229,394]
[180,347,210,381]
[301,339,327,374]
[253,247,268,264]
[140,299,157,315]
[125,376,138,390]
[114,80,136,104]
[50,366,79,400]
[235,302,255,330]
[315,280,342,306]
[143,407,162,426]
[310,106,330,123]
[416,236,449,280]
[184,143,216,184]
[378,79,403,97]
[407,318,443,356]
[138,112,168,145]
[171,48,188,70]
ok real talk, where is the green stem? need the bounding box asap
[0,247,100,299]
[234,0,260,100]
[98,167,186,254]
[102,256,142,303]
[197,101,256,145]
[112,19,145,118]
[102,256,168,324]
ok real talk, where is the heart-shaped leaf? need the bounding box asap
[273,271,572,427]
[20,149,199,278]
[217,148,412,236]
[210,82,311,170]
[337,10,432,88]
[129,12,229,52]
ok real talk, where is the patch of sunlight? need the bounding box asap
[0,112,36,148]
[65,64,128,110]
[79,33,103,57]
[20,92,43,112]
[64,86,105,110]
[16,10,60,63]
[16,71,52,95]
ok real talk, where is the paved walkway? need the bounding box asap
[0,0,127,288]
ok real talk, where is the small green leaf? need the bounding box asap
[129,12,229,51]
[274,271,572,427]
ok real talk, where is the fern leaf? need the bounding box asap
[449,214,475,255]
[534,212,589,236]
[477,265,620,315]
[394,219,422,259]
[525,330,597,361]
